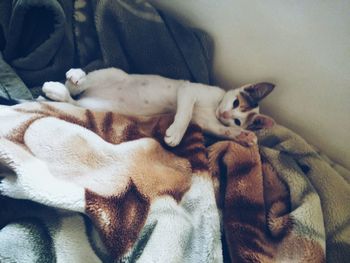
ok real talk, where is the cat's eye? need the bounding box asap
[234,119,241,126]
[233,99,240,108]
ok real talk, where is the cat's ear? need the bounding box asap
[243,82,275,102]
[247,113,275,130]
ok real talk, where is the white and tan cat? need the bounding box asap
[42,68,275,146]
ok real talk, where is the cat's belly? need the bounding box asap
[78,79,178,116]
[77,97,174,115]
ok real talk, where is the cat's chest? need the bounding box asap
[192,105,218,126]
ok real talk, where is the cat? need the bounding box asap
[42,68,275,147]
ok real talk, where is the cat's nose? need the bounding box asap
[220,111,230,119]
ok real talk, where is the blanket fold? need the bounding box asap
[0,102,222,263]
[209,140,326,262]
[256,126,350,262]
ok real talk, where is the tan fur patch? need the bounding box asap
[237,93,255,112]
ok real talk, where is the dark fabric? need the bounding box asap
[0,53,33,101]
[0,0,213,102]
[0,0,75,87]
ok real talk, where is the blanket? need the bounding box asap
[0,0,212,98]
[0,101,349,262]
[0,102,222,263]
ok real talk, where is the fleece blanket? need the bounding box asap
[0,102,349,263]
[0,102,222,263]
[0,0,212,98]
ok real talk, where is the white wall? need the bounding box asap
[150,0,350,169]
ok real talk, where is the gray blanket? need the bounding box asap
[0,0,212,98]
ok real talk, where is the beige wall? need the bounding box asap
[150,0,350,169]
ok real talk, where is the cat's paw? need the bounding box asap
[235,130,257,147]
[164,124,184,147]
[43,81,72,102]
[66,68,86,85]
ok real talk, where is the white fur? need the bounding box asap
[43,68,258,146]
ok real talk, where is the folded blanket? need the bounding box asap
[0,101,349,262]
[208,126,349,262]
[256,127,350,262]
[0,0,212,95]
[0,102,222,262]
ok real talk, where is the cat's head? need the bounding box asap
[216,82,275,130]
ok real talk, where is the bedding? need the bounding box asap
[0,0,349,262]
[0,102,222,262]
[0,101,349,262]
[0,0,212,97]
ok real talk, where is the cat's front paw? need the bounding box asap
[164,124,184,147]
[42,81,71,102]
[235,130,257,147]
[66,68,86,85]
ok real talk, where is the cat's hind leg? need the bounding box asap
[165,82,196,147]
[65,68,87,96]
[42,81,76,104]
